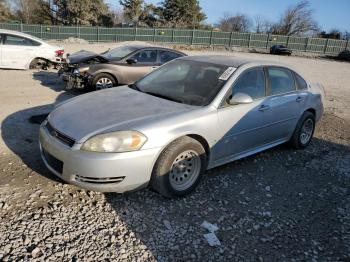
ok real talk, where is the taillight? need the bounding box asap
[55,49,64,56]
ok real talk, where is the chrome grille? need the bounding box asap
[46,122,75,147]
[75,175,125,184]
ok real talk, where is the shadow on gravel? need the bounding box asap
[33,71,65,92]
[1,90,76,181]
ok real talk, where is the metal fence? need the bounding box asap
[1,23,349,55]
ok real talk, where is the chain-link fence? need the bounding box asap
[1,23,349,55]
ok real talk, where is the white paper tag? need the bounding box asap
[204,233,221,246]
[219,67,236,80]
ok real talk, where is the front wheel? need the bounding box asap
[289,111,315,149]
[150,137,207,198]
[92,73,116,90]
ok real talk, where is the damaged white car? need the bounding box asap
[0,29,64,70]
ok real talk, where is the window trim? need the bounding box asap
[126,49,159,65]
[265,66,297,97]
[219,66,267,108]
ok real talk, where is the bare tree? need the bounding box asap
[0,0,12,22]
[272,0,319,36]
[218,13,252,32]
[253,15,273,33]
[109,7,125,25]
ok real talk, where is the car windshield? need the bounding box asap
[131,60,231,106]
[102,46,140,60]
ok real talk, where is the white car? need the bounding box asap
[0,29,64,69]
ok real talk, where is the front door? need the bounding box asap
[212,67,276,162]
[122,49,159,84]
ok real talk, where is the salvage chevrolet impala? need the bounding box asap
[39,56,324,197]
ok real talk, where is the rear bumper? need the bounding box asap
[39,124,161,193]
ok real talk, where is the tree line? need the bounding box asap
[0,0,348,39]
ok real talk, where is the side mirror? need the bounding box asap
[228,93,253,105]
[126,58,137,64]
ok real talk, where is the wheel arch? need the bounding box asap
[92,72,118,85]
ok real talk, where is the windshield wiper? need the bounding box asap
[128,83,142,91]
[144,91,183,103]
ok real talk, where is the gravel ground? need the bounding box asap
[0,42,349,261]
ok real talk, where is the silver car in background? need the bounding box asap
[39,56,324,198]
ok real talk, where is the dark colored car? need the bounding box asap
[59,45,186,90]
[270,45,292,55]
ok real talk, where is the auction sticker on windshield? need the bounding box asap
[219,67,236,81]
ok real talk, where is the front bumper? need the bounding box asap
[39,124,161,193]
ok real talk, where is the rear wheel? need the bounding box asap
[92,73,116,90]
[150,137,207,198]
[289,111,315,149]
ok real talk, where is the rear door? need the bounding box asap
[263,66,301,141]
[2,34,39,69]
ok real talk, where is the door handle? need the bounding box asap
[296,96,304,102]
[258,104,270,111]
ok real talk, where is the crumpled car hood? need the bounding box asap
[48,86,195,143]
[66,50,109,64]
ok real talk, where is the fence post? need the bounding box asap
[153,28,156,42]
[191,29,195,45]
[345,39,349,50]
[58,25,60,40]
[304,37,309,52]
[20,22,23,32]
[40,24,43,39]
[209,29,213,46]
[324,38,329,54]
[97,26,99,42]
[134,26,137,41]
[229,31,233,48]
[266,33,270,49]
[248,33,251,48]
[286,36,290,47]
[115,28,118,42]
[171,28,174,43]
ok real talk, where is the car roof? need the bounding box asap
[0,29,44,42]
[179,55,286,68]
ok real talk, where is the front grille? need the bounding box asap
[46,122,75,147]
[42,149,63,174]
[75,175,125,184]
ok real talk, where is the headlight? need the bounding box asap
[81,131,147,153]
[73,67,89,74]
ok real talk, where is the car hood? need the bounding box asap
[48,86,195,143]
[66,50,109,64]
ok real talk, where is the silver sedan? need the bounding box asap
[39,56,324,197]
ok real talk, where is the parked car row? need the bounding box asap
[0,29,324,198]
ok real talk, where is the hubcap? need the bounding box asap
[96,78,113,90]
[169,150,201,191]
[300,118,314,144]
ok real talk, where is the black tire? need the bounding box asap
[289,111,315,149]
[150,136,207,198]
[92,73,116,91]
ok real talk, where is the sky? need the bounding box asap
[107,0,350,32]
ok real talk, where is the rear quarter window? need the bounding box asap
[268,67,296,95]
[295,73,308,90]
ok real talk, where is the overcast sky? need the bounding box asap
[107,0,350,32]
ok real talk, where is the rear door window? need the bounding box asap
[159,50,182,63]
[267,67,296,95]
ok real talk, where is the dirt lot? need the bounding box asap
[0,42,349,261]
